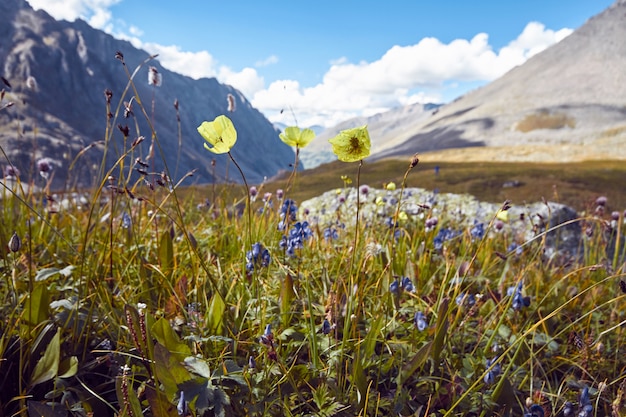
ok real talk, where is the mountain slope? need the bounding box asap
[299,102,440,169]
[372,0,626,162]
[302,0,626,169]
[0,0,295,189]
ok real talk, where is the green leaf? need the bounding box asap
[352,353,368,412]
[363,315,384,358]
[207,293,225,335]
[30,328,60,387]
[153,343,192,399]
[497,324,512,340]
[399,341,432,385]
[151,318,191,360]
[58,356,78,378]
[22,284,50,329]
[145,384,180,417]
[159,230,174,276]
[280,274,295,326]
[184,356,212,379]
[432,297,450,366]
[34,265,74,282]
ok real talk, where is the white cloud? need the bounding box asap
[218,67,265,98]
[129,40,265,98]
[25,0,121,29]
[251,22,572,127]
[255,55,279,68]
[141,42,219,80]
[128,25,143,37]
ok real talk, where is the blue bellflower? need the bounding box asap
[507,281,531,311]
[280,221,313,257]
[484,357,501,385]
[278,199,298,230]
[414,311,427,331]
[246,242,271,271]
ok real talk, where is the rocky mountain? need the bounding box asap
[299,102,441,169]
[0,0,295,190]
[320,0,626,165]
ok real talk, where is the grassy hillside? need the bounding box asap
[254,158,626,212]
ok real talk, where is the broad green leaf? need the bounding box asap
[497,324,512,340]
[58,356,78,378]
[184,356,212,378]
[35,265,74,282]
[153,343,192,399]
[207,293,225,335]
[22,284,50,330]
[399,341,432,385]
[145,383,179,417]
[159,230,174,276]
[151,318,191,360]
[30,328,60,387]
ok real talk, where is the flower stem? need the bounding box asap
[284,147,299,196]
[228,151,252,248]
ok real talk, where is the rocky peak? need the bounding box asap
[1,0,295,189]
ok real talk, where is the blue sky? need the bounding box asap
[26,0,615,127]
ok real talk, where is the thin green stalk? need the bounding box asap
[228,151,252,249]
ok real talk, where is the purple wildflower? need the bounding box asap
[246,242,271,271]
[414,311,427,331]
[507,281,530,311]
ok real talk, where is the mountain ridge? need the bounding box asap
[0,0,295,189]
[301,0,626,167]
[372,0,626,162]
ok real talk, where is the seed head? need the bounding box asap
[148,66,162,87]
[8,231,21,252]
[227,93,236,112]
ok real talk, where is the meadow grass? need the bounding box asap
[0,56,625,417]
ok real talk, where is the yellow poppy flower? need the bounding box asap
[197,115,237,154]
[496,209,509,222]
[279,126,315,148]
[328,125,371,162]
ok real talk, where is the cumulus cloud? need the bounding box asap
[252,22,573,127]
[218,67,265,98]
[26,0,121,29]
[140,43,219,80]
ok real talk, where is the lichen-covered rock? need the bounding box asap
[301,187,587,265]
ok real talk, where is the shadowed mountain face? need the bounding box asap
[372,0,626,161]
[0,0,295,189]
